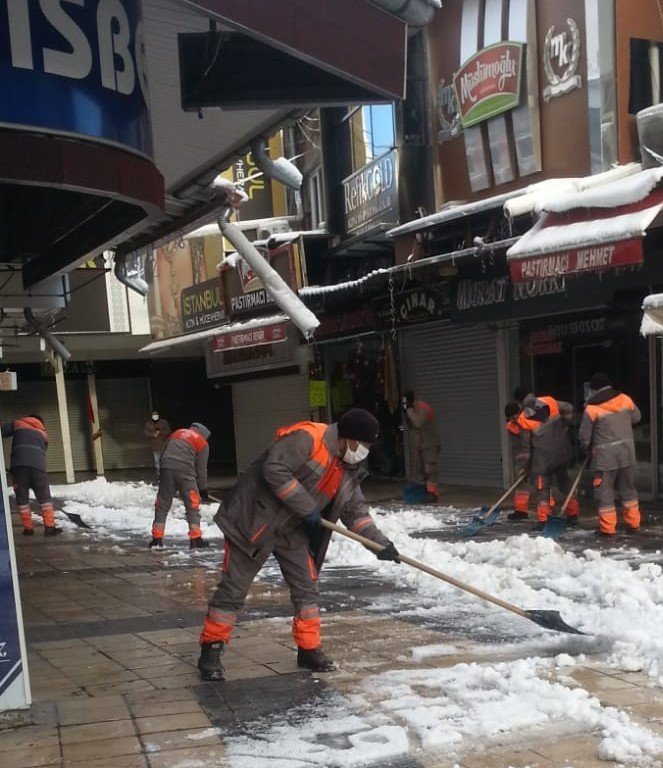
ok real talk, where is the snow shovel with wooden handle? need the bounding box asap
[460,471,528,537]
[541,455,590,540]
[320,519,585,635]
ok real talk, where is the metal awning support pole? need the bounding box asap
[87,371,104,478]
[52,355,75,484]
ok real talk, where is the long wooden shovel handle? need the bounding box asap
[319,519,529,621]
[560,455,590,515]
[481,471,528,520]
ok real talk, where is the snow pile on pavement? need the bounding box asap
[50,477,222,542]
[40,480,663,766]
[359,656,663,765]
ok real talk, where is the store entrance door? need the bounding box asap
[571,341,621,413]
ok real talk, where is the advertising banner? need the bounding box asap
[0,442,30,711]
[0,0,152,156]
[453,42,523,128]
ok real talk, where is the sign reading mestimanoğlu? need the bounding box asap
[453,42,523,128]
[509,239,644,283]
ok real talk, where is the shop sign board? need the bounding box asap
[509,239,644,283]
[210,321,288,352]
[375,285,451,328]
[0,0,152,157]
[0,442,30,711]
[205,330,298,378]
[543,18,582,102]
[181,278,225,333]
[342,149,399,236]
[220,244,297,320]
[453,42,523,128]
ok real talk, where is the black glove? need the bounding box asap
[200,489,211,502]
[304,510,321,529]
[377,541,401,563]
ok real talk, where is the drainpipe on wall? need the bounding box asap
[369,0,438,30]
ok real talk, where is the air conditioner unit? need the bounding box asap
[257,219,292,240]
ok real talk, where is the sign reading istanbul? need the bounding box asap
[342,149,399,236]
[0,0,152,156]
[181,279,224,332]
[453,42,523,128]
[543,18,582,101]
[509,239,644,283]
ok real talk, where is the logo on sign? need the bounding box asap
[1,0,152,156]
[453,42,523,128]
[543,18,582,101]
[436,79,463,144]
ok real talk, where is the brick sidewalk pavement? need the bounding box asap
[2,481,663,767]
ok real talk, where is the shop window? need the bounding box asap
[345,104,395,172]
[307,167,325,230]
[629,38,663,114]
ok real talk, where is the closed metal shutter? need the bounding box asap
[400,323,502,487]
[1,380,92,473]
[232,374,311,471]
[96,378,152,469]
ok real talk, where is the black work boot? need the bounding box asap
[44,526,63,537]
[507,511,529,522]
[566,515,579,527]
[297,646,337,672]
[198,642,225,681]
[532,521,546,532]
[148,537,164,549]
[22,528,35,536]
[190,537,210,550]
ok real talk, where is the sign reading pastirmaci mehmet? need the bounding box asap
[453,42,523,128]
[0,0,152,156]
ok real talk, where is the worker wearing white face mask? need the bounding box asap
[198,408,400,682]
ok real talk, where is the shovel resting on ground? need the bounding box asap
[461,471,528,537]
[320,518,584,636]
[541,455,590,540]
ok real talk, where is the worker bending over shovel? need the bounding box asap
[512,387,578,531]
[198,408,400,681]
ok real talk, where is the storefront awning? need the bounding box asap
[507,192,663,283]
[641,294,663,336]
[139,314,290,355]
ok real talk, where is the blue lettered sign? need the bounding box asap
[0,0,152,157]
[0,442,30,711]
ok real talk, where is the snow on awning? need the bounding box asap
[139,314,290,355]
[641,293,663,336]
[507,190,663,283]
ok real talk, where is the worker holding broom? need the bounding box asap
[197,408,400,682]
[513,387,579,531]
[578,372,641,537]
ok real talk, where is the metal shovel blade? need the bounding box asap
[524,609,585,635]
[63,512,92,529]
[460,507,500,537]
[541,516,566,539]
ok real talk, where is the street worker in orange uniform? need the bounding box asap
[513,387,578,531]
[197,408,400,681]
[504,402,532,521]
[1,415,61,536]
[579,372,641,537]
[403,390,441,501]
[149,422,212,550]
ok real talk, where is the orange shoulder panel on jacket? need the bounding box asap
[587,393,635,418]
[171,428,207,452]
[506,421,520,436]
[538,396,559,417]
[15,417,48,441]
[418,401,435,421]
[275,421,330,468]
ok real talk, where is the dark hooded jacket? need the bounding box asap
[214,421,390,570]
[579,386,640,470]
[160,422,210,488]
[1,417,48,471]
